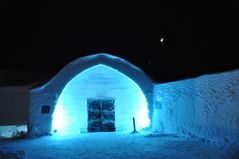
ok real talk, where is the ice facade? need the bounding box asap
[29,53,153,136]
[153,69,239,148]
[28,53,239,149]
[52,64,150,135]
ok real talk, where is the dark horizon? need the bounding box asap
[0,3,238,83]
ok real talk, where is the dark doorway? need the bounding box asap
[87,99,115,132]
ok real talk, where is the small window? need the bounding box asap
[41,105,50,114]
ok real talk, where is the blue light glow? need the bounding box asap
[52,64,150,135]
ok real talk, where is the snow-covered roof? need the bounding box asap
[32,53,153,94]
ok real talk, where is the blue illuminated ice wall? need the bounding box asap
[153,69,239,148]
[52,64,150,135]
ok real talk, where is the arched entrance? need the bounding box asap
[52,64,149,135]
[29,53,153,136]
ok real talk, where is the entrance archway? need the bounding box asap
[29,53,153,137]
[52,64,149,135]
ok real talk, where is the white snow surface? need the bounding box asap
[0,132,238,159]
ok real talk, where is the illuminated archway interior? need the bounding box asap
[52,64,150,135]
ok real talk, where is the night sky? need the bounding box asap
[0,2,238,83]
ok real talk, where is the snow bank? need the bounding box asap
[0,125,28,139]
[153,69,239,149]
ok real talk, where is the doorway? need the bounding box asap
[87,99,115,132]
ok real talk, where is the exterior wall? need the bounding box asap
[153,70,239,148]
[29,90,56,136]
[0,87,29,125]
[29,54,153,136]
[53,65,149,135]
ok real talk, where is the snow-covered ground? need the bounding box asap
[0,132,238,159]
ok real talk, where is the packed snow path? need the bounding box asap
[0,132,238,159]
